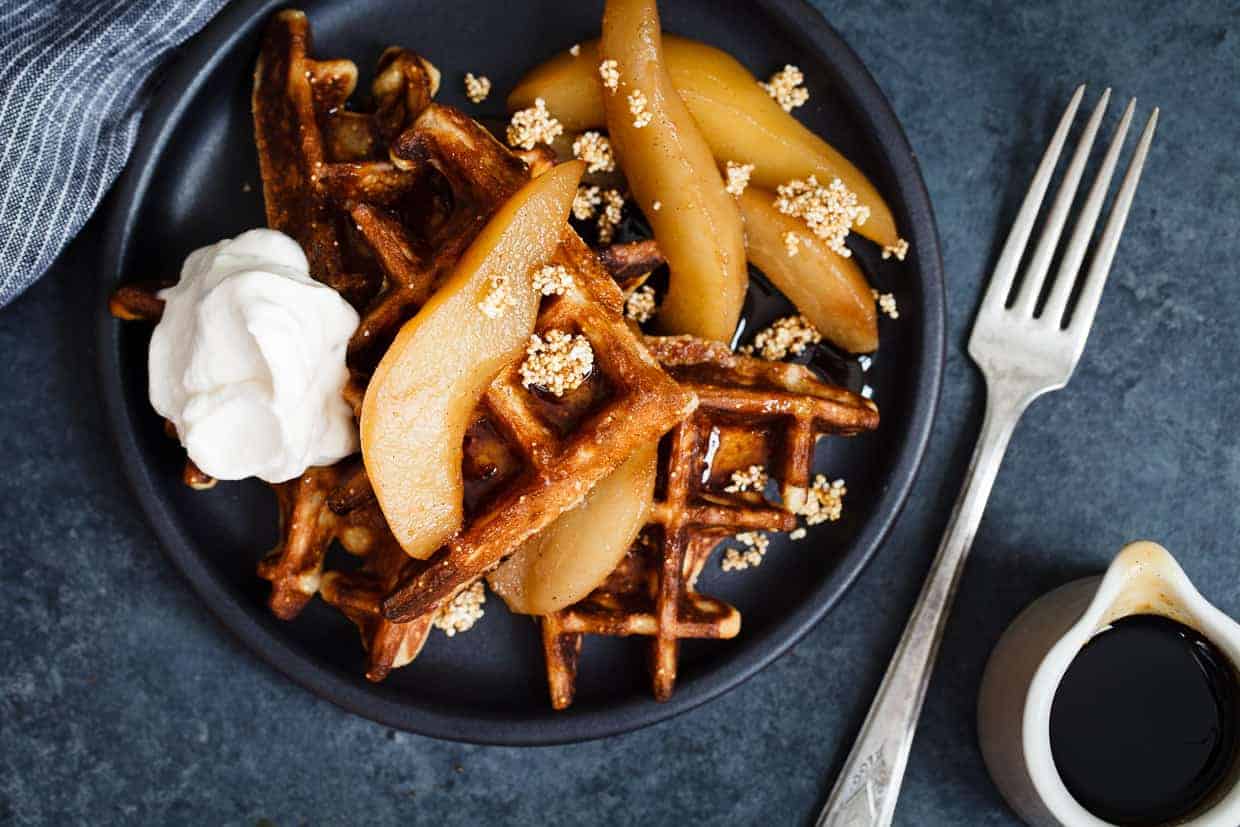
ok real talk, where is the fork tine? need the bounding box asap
[1041,98,1136,325]
[979,84,1085,313]
[1064,107,1158,350]
[1009,89,1111,317]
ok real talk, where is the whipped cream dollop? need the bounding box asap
[149,229,360,483]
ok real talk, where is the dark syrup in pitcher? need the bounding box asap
[1049,614,1240,826]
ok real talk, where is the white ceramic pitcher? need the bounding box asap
[977,540,1240,827]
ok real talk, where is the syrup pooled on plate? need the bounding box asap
[1049,614,1239,826]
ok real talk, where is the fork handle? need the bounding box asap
[816,388,1027,827]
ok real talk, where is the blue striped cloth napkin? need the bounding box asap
[0,0,229,307]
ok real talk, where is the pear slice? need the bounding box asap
[488,445,656,615]
[361,160,585,558]
[508,35,900,250]
[508,43,605,134]
[600,0,747,343]
[738,187,878,354]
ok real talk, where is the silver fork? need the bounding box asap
[816,86,1159,827]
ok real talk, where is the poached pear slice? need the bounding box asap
[600,0,747,343]
[738,186,878,354]
[487,445,656,615]
[361,160,585,558]
[508,34,900,250]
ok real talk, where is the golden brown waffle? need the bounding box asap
[253,9,443,335]
[318,528,433,682]
[252,461,433,679]
[539,335,879,709]
[146,16,691,665]
[255,460,377,619]
[373,103,698,623]
[647,335,881,511]
[254,27,698,661]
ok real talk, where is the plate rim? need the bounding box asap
[95,0,946,746]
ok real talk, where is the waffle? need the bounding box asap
[247,461,432,679]
[316,520,434,682]
[647,335,880,512]
[539,335,879,708]
[253,460,375,617]
[253,10,441,313]
[254,18,698,633]
[370,103,696,623]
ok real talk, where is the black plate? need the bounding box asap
[97,0,944,745]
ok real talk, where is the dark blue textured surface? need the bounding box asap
[2,1,1238,824]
